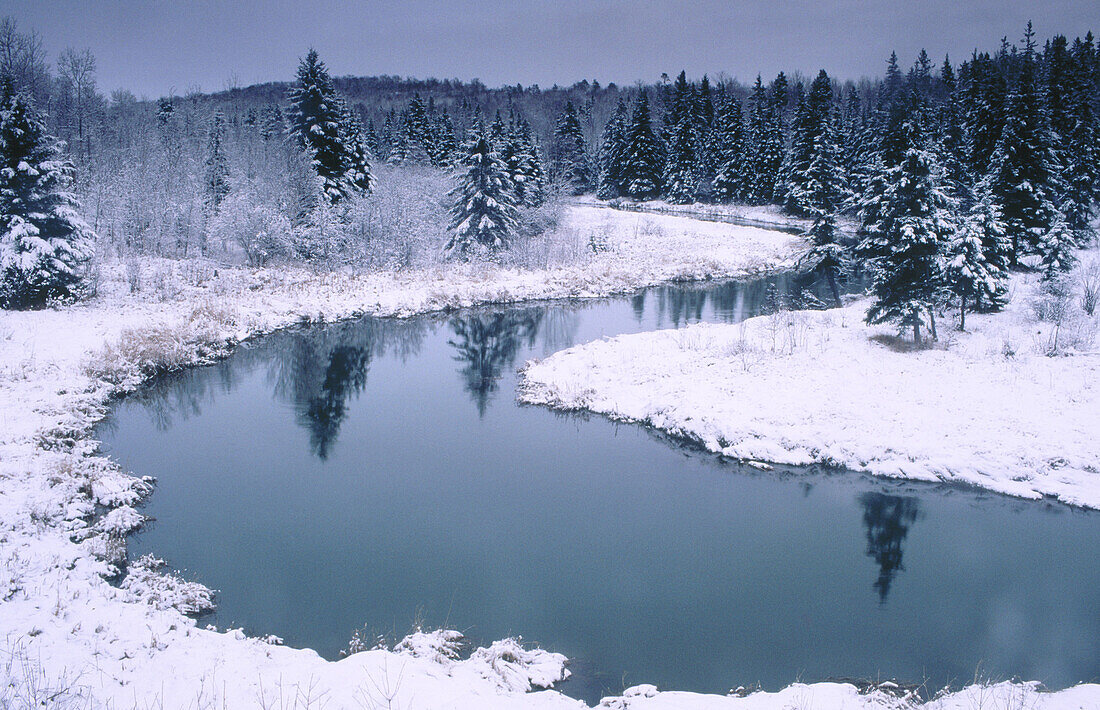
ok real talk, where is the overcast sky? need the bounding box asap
[6,1,1097,98]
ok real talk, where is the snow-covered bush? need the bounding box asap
[1079,256,1100,316]
[121,554,216,615]
[208,188,291,266]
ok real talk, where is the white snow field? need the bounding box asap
[2,206,1097,708]
[521,251,1100,510]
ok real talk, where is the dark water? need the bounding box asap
[96,273,1100,704]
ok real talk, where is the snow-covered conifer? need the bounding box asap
[445,134,519,256]
[0,81,94,308]
[619,91,664,200]
[858,99,954,343]
[204,109,230,213]
[550,101,592,195]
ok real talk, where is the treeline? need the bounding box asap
[0,14,1097,337]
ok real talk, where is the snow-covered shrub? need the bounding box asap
[121,554,215,615]
[1079,256,1100,316]
[347,164,451,269]
[208,188,291,266]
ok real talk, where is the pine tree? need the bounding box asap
[785,70,838,217]
[287,49,369,205]
[1060,39,1098,245]
[337,99,374,195]
[204,109,230,213]
[1039,217,1078,279]
[962,52,1007,177]
[744,76,785,203]
[260,104,284,142]
[0,82,94,308]
[986,48,1061,262]
[946,198,1009,329]
[512,118,545,206]
[550,101,592,195]
[446,134,519,256]
[663,116,696,203]
[712,95,744,202]
[797,102,848,306]
[619,91,664,200]
[858,96,954,344]
[596,98,629,199]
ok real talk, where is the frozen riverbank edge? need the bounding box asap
[519,254,1100,512]
[1,205,1095,708]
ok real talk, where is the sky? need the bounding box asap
[5,0,1098,98]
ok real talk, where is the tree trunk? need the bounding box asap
[928,308,938,341]
[959,294,967,331]
[913,320,921,345]
[827,269,841,309]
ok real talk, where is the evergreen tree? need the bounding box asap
[446,134,519,256]
[287,49,369,205]
[858,96,954,344]
[745,76,784,203]
[1060,39,1098,245]
[204,109,230,213]
[785,70,838,217]
[796,100,848,306]
[550,101,592,195]
[986,48,1061,262]
[1039,217,1078,279]
[712,95,745,202]
[0,82,94,308]
[663,115,697,203]
[619,91,664,200]
[946,198,1009,329]
[962,52,1007,180]
[336,99,374,195]
[512,118,545,206]
[430,109,458,167]
[596,98,629,199]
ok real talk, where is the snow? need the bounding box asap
[1,205,1096,708]
[520,253,1100,510]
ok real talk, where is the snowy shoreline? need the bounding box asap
[519,253,1100,511]
[2,206,1097,708]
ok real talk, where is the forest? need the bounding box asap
[0,16,1097,339]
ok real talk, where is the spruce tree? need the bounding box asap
[663,116,697,203]
[946,200,1009,329]
[785,70,838,217]
[712,95,745,202]
[550,101,592,195]
[596,98,629,199]
[619,91,664,200]
[204,109,230,213]
[446,134,519,256]
[287,49,370,205]
[745,76,785,203]
[858,96,954,344]
[0,82,94,308]
[337,99,374,195]
[986,49,1061,262]
[1039,217,1078,280]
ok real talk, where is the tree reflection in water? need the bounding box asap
[859,492,921,602]
[448,309,543,417]
[271,319,425,460]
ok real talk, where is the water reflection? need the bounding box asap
[268,320,426,459]
[448,309,543,417]
[98,273,1100,700]
[859,493,922,602]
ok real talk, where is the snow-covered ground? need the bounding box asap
[520,252,1100,510]
[2,205,1097,708]
[575,195,860,239]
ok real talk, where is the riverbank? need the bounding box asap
[520,250,1100,510]
[3,204,1097,708]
